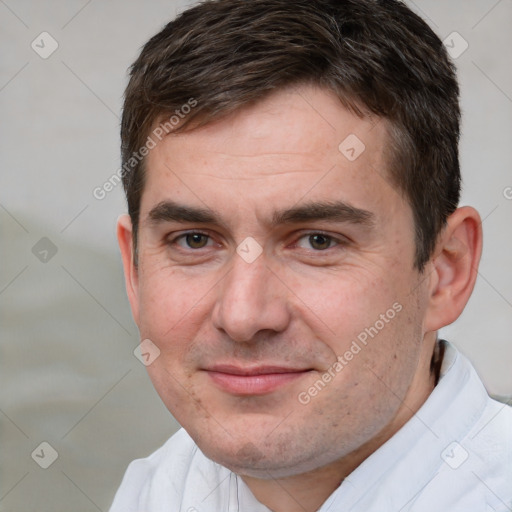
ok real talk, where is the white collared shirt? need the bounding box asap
[110,341,512,511]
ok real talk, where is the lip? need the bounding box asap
[204,365,312,395]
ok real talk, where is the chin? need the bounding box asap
[194,429,334,479]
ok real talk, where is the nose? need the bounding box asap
[211,250,291,343]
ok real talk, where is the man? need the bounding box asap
[110,0,512,510]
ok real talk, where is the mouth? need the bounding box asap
[204,364,313,395]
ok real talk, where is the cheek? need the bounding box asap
[136,261,216,355]
[138,250,202,308]
[136,266,213,413]
[287,267,400,346]
[293,266,423,397]
[357,290,425,392]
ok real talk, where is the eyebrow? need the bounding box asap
[146,200,375,229]
[148,201,217,225]
[272,201,375,227]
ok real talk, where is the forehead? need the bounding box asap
[141,85,405,225]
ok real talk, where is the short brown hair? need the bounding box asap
[121,0,461,270]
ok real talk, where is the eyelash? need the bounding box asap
[170,231,215,250]
[293,232,344,251]
[168,230,347,252]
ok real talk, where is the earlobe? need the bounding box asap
[423,206,483,332]
[117,214,140,326]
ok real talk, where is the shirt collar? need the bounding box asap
[318,340,489,510]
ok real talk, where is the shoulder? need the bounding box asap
[428,347,512,511]
[395,344,512,512]
[464,395,512,499]
[109,428,208,512]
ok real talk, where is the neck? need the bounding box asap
[241,338,438,512]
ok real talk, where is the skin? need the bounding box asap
[118,85,482,512]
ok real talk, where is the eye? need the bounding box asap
[174,232,212,249]
[295,233,340,251]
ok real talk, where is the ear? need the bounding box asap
[117,214,140,326]
[423,206,483,332]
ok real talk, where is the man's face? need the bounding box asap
[122,85,433,478]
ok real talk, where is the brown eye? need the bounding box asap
[185,233,209,249]
[308,234,333,250]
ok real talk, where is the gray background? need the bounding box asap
[1,0,511,510]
